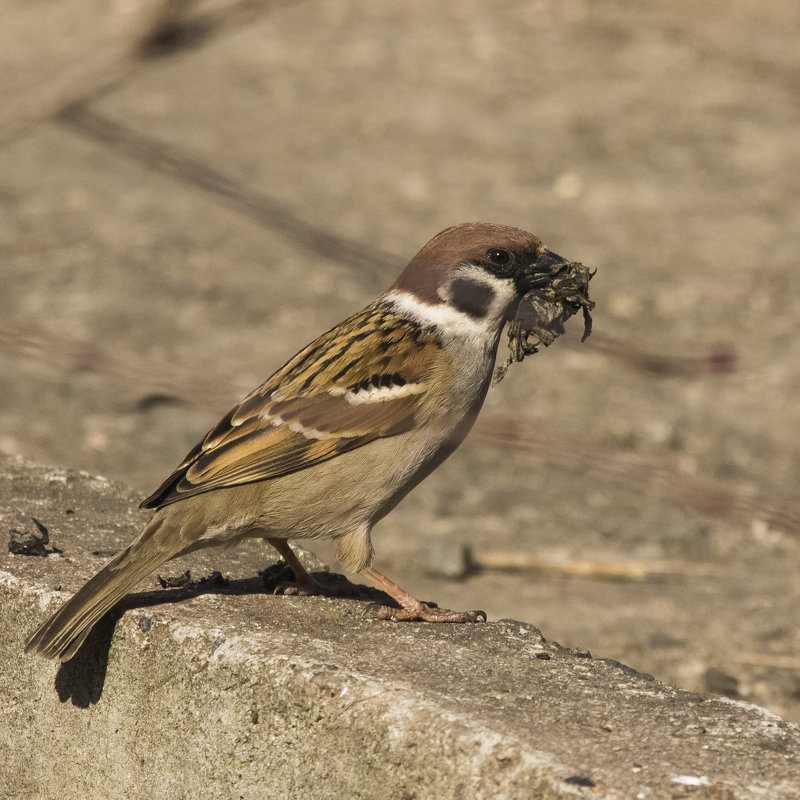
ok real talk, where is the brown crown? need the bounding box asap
[391,223,544,303]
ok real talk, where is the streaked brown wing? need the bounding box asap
[141,302,439,509]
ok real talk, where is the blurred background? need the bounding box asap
[2,0,799,720]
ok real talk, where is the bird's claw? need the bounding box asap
[362,601,487,623]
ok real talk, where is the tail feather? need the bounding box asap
[25,516,177,661]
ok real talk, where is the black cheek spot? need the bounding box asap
[449,278,496,319]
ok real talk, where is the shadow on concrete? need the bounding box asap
[53,570,388,707]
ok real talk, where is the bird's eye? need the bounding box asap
[487,248,511,266]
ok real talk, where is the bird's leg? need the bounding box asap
[268,540,485,621]
[360,566,486,623]
[267,538,361,598]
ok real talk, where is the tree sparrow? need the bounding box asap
[26,222,580,661]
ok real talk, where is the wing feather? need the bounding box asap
[141,302,439,509]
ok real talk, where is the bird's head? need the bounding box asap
[389,223,572,330]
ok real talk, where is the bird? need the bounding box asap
[25,222,577,661]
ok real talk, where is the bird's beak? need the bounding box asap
[519,249,571,293]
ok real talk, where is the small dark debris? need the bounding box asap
[158,570,192,589]
[212,637,226,653]
[260,561,295,592]
[138,615,153,633]
[65,509,75,515]
[8,517,60,556]
[573,648,592,659]
[198,570,228,588]
[9,529,46,556]
[564,776,596,788]
[535,652,552,660]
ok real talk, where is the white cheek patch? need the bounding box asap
[383,290,494,337]
[385,266,516,337]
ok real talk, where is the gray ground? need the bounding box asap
[2,0,799,726]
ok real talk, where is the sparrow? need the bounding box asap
[26,222,577,661]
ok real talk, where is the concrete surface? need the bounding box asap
[2,454,799,799]
[1,0,799,738]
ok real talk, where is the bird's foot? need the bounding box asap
[359,565,487,623]
[362,599,486,623]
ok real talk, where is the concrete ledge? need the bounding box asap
[1,454,798,799]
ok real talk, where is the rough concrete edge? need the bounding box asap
[2,453,799,800]
[6,566,799,800]
[1,569,585,800]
